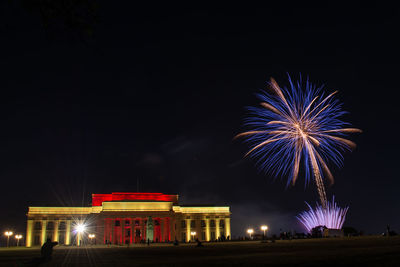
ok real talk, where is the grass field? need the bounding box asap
[0,236,399,266]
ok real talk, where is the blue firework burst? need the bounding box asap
[236,75,361,205]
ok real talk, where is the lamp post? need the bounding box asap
[261,225,268,239]
[190,231,196,241]
[4,231,13,247]
[75,224,86,247]
[15,235,23,247]
[247,229,254,240]
[88,234,95,245]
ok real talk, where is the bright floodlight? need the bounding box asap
[15,234,23,246]
[247,228,254,239]
[4,231,13,237]
[261,225,268,237]
[5,231,13,247]
[75,224,86,233]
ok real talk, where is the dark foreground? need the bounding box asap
[1,236,399,266]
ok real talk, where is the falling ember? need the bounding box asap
[296,196,349,233]
[235,75,361,207]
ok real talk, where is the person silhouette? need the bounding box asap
[41,238,58,262]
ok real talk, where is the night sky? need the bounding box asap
[0,2,399,239]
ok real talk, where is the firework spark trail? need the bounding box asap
[296,196,349,232]
[235,76,361,207]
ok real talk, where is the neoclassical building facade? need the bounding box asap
[26,192,231,247]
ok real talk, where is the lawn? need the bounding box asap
[0,236,399,266]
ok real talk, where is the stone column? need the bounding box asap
[26,219,33,247]
[120,219,124,244]
[121,219,125,245]
[165,217,170,242]
[107,218,112,244]
[106,218,110,244]
[225,217,231,239]
[170,217,176,242]
[111,219,115,244]
[103,219,107,244]
[100,218,106,245]
[41,219,47,245]
[176,217,181,242]
[141,218,146,242]
[205,219,210,241]
[65,220,71,245]
[160,218,164,242]
[215,219,220,240]
[53,220,59,242]
[186,219,191,242]
[130,218,133,244]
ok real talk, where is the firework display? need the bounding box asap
[296,197,349,232]
[235,76,361,207]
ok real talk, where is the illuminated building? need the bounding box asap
[25,192,231,247]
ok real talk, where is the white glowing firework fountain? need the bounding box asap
[297,196,348,233]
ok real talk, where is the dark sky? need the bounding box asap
[0,2,399,239]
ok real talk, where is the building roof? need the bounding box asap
[91,192,179,206]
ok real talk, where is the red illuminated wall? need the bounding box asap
[92,192,178,206]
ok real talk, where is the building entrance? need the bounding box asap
[135,229,141,243]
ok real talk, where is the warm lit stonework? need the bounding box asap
[26,192,231,247]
